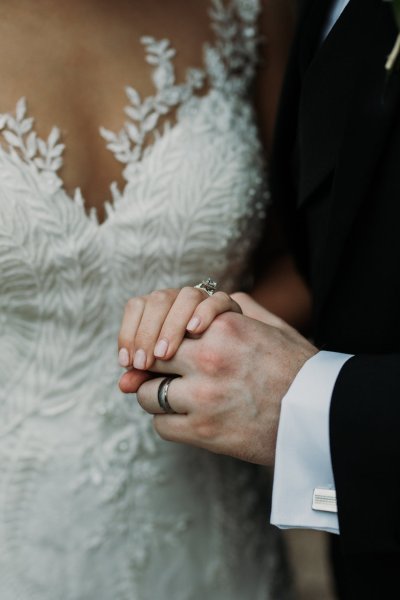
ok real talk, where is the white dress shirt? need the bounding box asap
[270,0,352,535]
[322,0,351,40]
[271,352,352,533]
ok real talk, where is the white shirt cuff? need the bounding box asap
[270,350,353,534]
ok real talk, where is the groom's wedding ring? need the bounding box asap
[157,376,178,414]
[194,277,217,296]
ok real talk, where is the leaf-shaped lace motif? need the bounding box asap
[100,36,205,178]
[205,0,261,95]
[0,46,202,202]
[0,0,260,209]
[0,97,65,193]
[100,0,261,179]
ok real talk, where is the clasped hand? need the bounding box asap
[118,287,317,465]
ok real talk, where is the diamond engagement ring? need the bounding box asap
[157,376,179,414]
[194,277,218,296]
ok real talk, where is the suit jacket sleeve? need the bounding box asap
[330,354,400,554]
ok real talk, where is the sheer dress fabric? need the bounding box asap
[0,1,290,598]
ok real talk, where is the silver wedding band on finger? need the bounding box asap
[194,277,218,297]
[157,376,179,414]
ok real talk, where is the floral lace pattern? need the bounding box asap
[100,37,205,177]
[0,97,64,193]
[0,1,292,599]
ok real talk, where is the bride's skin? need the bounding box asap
[0,0,309,335]
[0,0,295,218]
[0,0,212,221]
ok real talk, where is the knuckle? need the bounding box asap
[192,415,217,443]
[194,380,218,406]
[212,311,239,336]
[195,345,226,376]
[214,291,231,304]
[126,296,145,312]
[149,289,172,305]
[180,286,205,303]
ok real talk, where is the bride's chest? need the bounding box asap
[0,0,266,304]
[0,91,266,300]
[0,0,212,216]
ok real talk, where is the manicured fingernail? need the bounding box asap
[133,349,147,370]
[187,316,201,332]
[154,338,169,358]
[118,347,130,367]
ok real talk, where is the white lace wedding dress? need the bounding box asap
[0,1,291,598]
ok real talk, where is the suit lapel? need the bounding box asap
[298,0,335,77]
[270,0,333,272]
[312,0,400,312]
[297,0,362,206]
[272,0,400,307]
[298,0,334,77]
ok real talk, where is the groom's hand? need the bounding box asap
[119,310,317,465]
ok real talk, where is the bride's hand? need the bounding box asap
[118,287,241,370]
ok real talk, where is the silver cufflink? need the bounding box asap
[312,488,337,513]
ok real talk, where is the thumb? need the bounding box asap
[231,292,285,328]
[119,368,153,394]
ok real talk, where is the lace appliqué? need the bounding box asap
[0,97,64,194]
[75,403,191,586]
[0,0,261,211]
[101,0,261,181]
[205,0,261,94]
[100,37,205,180]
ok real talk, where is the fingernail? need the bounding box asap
[154,338,169,358]
[118,347,130,367]
[187,316,201,332]
[133,349,147,370]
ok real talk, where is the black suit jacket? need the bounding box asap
[270,0,400,596]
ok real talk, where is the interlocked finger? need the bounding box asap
[136,374,189,415]
[118,297,146,367]
[153,286,211,360]
[186,291,242,334]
